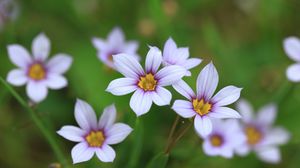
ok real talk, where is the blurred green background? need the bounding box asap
[0,0,300,167]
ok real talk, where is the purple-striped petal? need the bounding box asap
[32,33,50,61]
[155,65,186,86]
[208,107,241,119]
[172,80,195,100]
[7,44,32,68]
[163,37,177,61]
[57,125,86,142]
[99,104,116,130]
[108,27,124,45]
[212,86,242,106]
[106,78,137,96]
[145,46,162,73]
[172,100,196,118]
[113,53,144,78]
[75,99,98,131]
[92,37,106,50]
[71,142,95,164]
[6,69,28,86]
[257,103,277,126]
[183,58,202,69]
[95,144,116,162]
[283,37,300,62]
[236,99,254,122]
[262,127,290,146]
[150,86,172,106]
[194,115,212,137]
[286,63,300,82]
[106,123,133,145]
[129,89,152,116]
[196,62,219,99]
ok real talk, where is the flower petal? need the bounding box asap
[99,104,117,130]
[183,58,202,69]
[57,125,86,142]
[208,107,241,119]
[46,73,67,89]
[163,37,177,62]
[235,144,250,156]
[256,147,281,164]
[129,89,152,116]
[262,127,290,146]
[151,86,172,106]
[108,27,124,45]
[47,54,73,74]
[32,33,50,61]
[124,41,139,55]
[113,53,144,78]
[172,100,196,118]
[286,63,300,82]
[75,99,98,131]
[194,115,212,137]
[26,81,48,103]
[7,44,32,68]
[212,86,242,106]
[172,80,195,100]
[236,99,254,122]
[283,37,300,62]
[71,142,95,164]
[155,65,186,86]
[6,69,28,86]
[106,123,133,145]
[145,46,162,73]
[92,37,106,50]
[196,62,219,100]
[95,144,116,162]
[257,103,277,126]
[106,78,137,96]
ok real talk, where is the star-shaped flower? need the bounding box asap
[172,62,242,137]
[92,27,139,69]
[106,46,187,116]
[6,33,73,103]
[57,99,133,164]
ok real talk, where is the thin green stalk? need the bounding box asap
[0,76,70,168]
[164,115,180,154]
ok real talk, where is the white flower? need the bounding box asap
[57,99,133,164]
[6,33,73,103]
[172,62,242,137]
[162,37,202,76]
[92,27,139,69]
[283,36,300,82]
[202,119,246,158]
[106,46,187,116]
[235,99,290,164]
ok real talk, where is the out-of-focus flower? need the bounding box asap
[162,37,202,76]
[92,27,139,69]
[202,119,246,158]
[6,33,73,103]
[283,37,300,82]
[57,99,132,164]
[137,18,156,37]
[162,0,178,18]
[0,0,19,30]
[235,99,290,164]
[172,63,242,137]
[106,46,186,116]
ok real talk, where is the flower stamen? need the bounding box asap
[192,99,212,116]
[28,63,46,80]
[138,73,157,91]
[210,134,223,147]
[86,131,105,147]
[245,126,262,145]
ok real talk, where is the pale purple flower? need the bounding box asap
[172,63,242,137]
[106,46,187,116]
[92,27,139,69]
[6,33,73,103]
[57,99,133,164]
[202,119,246,158]
[162,37,202,76]
[283,37,300,82]
[235,99,290,164]
[0,0,19,30]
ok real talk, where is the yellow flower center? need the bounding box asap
[192,99,212,116]
[28,63,46,80]
[85,131,105,147]
[210,135,223,147]
[245,126,262,145]
[138,73,157,91]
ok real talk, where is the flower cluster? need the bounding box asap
[5,28,292,165]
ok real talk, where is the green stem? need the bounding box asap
[164,115,180,154]
[0,77,70,168]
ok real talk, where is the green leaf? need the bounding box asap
[146,152,169,168]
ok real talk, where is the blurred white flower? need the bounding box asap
[6,33,73,103]
[162,37,202,76]
[106,46,186,116]
[57,99,133,164]
[235,99,290,164]
[92,27,139,69]
[172,63,242,137]
[202,119,246,158]
[283,37,300,82]
[0,0,19,30]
